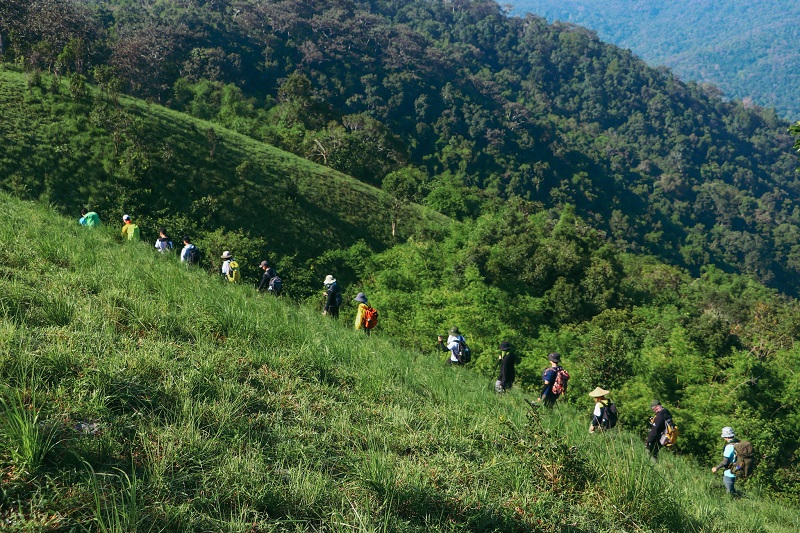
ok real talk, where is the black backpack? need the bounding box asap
[601,402,618,429]
[186,245,201,265]
[457,340,471,363]
[268,276,283,294]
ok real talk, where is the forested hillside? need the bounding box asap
[3,0,800,296]
[3,0,800,506]
[511,0,800,119]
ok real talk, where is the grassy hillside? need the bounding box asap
[1,193,798,531]
[0,65,448,290]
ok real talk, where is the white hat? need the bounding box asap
[221,250,233,259]
[721,427,735,438]
[122,214,131,221]
[588,387,610,398]
[324,274,336,285]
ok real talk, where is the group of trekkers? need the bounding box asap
[436,325,755,496]
[82,208,754,496]
[80,210,379,331]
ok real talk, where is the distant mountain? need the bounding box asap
[510,0,800,119]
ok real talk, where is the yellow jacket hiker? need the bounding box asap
[120,214,140,241]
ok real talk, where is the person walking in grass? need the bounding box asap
[645,400,673,462]
[495,341,516,393]
[588,387,617,433]
[154,227,173,253]
[221,250,240,282]
[257,261,277,292]
[322,275,342,318]
[712,426,739,496]
[353,292,376,335]
[180,236,200,265]
[120,214,140,241]
[437,326,468,365]
[539,352,568,407]
[79,208,101,227]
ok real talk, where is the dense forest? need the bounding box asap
[512,0,800,119]
[2,0,800,503]
[2,0,800,296]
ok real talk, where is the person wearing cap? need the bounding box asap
[437,327,466,364]
[120,214,140,241]
[645,400,673,462]
[712,427,738,495]
[154,227,173,253]
[495,341,516,393]
[539,352,565,407]
[322,275,342,318]
[353,292,371,335]
[79,208,101,227]
[257,260,277,292]
[588,387,613,433]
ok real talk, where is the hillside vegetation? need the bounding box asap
[1,192,800,531]
[3,0,800,297]
[511,0,800,119]
[0,65,447,287]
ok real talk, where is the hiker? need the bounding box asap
[711,426,739,495]
[539,352,568,407]
[495,341,516,393]
[79,208,101,227]
[257,261,276,292]
[180,236,200,265]
[120,214,140,241]
[322,275,342,318]
[353,292,376,335]
[437,327,468,364]
[588,387,617,433]
[645,400,673,462]
[220,251,240,282]
[154,227,173,253]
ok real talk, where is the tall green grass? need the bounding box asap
[0,192,798,531]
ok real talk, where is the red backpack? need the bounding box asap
[363,306,379,329]
[550,367,570,395]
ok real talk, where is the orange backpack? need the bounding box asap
[363,306,379,329]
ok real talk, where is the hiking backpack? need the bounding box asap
[457,339,471,363]
[601,402,618,429]
[334,291,343,308]
[659,418,679,447]
[732,440,755,478]
[550,367,570,395]
[363,306,379,329]
[268,276,283,294]
[226,260,241,282]
[185,245,201,265]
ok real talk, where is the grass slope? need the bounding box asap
[0,65,448,285]
[0,193,798,531]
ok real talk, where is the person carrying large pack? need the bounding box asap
[181,236,201,266]
[539,352,569,407]
[645,400,676,462]
[257,260,277,292]
[712,426,754,495]
[437,326,469,365]
[588,387,618,432]
[221,250,240,282]
[354,293,377,336]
